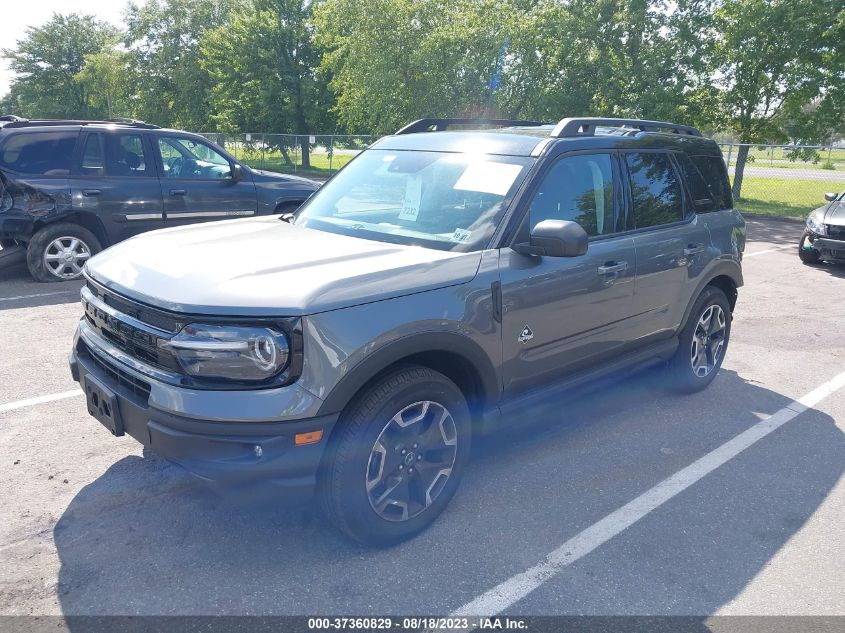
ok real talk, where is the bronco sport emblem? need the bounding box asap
[518,325,534,344]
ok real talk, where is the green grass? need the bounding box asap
[735,176,836,219]
[230,147,359,177]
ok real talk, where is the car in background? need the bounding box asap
[0,118,319,281]
[799,190,845,265]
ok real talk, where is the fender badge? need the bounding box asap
[518,325,534,344]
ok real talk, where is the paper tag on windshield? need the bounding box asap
[454,161,523,196]
[452,228,472,243]
[399,175,422,221]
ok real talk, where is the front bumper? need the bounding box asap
[812,236,845,260]
[70,329,337,502]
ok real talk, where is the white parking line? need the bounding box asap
[744,246,792,258]
[0,389,83,414]
[0,290,78,302]
[451,367,845,618]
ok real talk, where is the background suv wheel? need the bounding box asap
[26,223,102,282]
[319,365,472,546]
[667,285,732,393]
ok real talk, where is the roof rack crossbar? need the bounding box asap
[395,118,545,135]
[552,117,702,138]
[0,118,160,130]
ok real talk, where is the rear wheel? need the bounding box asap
[667,286,731,393]
[319,365,472,546]
[798,231,821,265]
[26,223,101,282]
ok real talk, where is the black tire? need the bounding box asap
[667,286,732,393]
[319,365,472,546]
[0,239,17,248]
[798,232,821,265]
[26,223,101,282]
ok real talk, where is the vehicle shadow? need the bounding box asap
[743,217,802,246]
[0,258,83,310]
[51,366,844,616]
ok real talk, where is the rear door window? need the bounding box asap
[0,131,78,176]
[625,152,684,229]
[103,133,150,177]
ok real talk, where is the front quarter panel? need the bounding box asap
[302,250,501,415]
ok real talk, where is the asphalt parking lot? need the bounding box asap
[0,216,843,619]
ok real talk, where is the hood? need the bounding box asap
[250,168,320,188]
[86,217,482,316]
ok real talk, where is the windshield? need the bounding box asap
[294,149,533,251]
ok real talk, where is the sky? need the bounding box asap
[0,0,126,98]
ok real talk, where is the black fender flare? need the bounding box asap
[680,258,743,328]
[316,332,500,417]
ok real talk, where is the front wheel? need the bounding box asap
[798,231,821,265]
[667,286,732,393]
[319,365,472,546]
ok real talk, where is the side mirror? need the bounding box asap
[231,164,245,181]
[824,192,838,202]
[514,219,588,257]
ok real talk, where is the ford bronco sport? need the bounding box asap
[0,117,318,282]
[69,117,745,545]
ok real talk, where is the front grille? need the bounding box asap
[86,280,183,333]
[826,224,845,240]
[84,342,152,401]
[82,291,182,373]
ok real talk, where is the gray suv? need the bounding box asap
[69,117,745,545]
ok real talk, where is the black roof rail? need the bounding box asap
[552,117,702,138]
[395,118,546,135]
[0,118,160,130]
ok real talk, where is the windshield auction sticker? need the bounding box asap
[454,161,523,196]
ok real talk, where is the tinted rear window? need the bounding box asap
[676,153,715,213]
[690,155,732,209]
[0,131,78,175]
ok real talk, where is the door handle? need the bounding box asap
[82,189,101,197]
[683,244,705,256]
[597,261,628,275]
[169,189,186,196]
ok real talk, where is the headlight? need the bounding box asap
[162,324,290,381]
[806,211,826,235]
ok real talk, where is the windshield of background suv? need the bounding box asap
[294,149,534,251]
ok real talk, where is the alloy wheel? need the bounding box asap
[366,401,458,522]
[690,304,727,377]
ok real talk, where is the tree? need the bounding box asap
[74,47,133,119]
[201,0,331,167]
[710,0,844,198]
[2,14,119,119]
[125,0,233,129]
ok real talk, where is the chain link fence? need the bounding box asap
[197,133,374,178]
[718,143,843,218]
